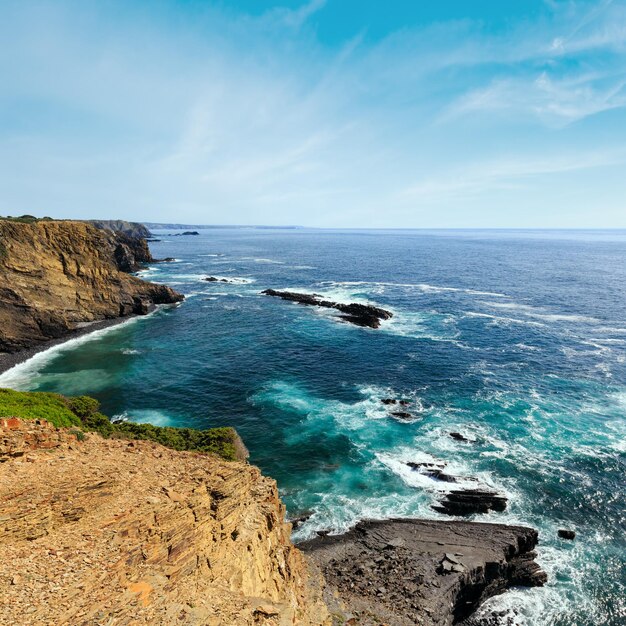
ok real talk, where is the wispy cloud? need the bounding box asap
[443,71,626,126]
[397,150,624,203]
[0,0,625,226]
[266,0,328,30]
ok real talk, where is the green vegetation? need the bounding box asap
[0,389,82,428]
[0,388,240,461]
[0,215,53,223]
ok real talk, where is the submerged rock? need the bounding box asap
[433,489,508,515]
[262,289,393,329]
[391,411,413,420]
[204,276,232,283]
[450,432,472,442]
[288,512,313,531]
[406,462,459,483]
[300,518,547,626]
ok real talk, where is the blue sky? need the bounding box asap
[1,0,625,227]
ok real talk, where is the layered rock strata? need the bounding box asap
[300,518,546,626]
[0,220,182,353]
[0,419,329,625]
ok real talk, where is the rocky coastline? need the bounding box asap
[0,220,551,625]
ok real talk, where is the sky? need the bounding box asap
[0,0,625,228]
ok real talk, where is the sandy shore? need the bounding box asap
[0,316,136,377]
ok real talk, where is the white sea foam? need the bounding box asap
[121,348,140,355]
[241,257,285,264]
[203,276,256,284]
[463,311,546,327]
[0,311,163,389]
[319,280,509,298]
[112,409,175,427]
[480,300,600,324]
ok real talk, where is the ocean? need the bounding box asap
[1,228,624,625]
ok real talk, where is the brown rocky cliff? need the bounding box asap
[0,419,329,625]
[0,220,183,353]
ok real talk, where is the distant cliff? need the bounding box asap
[87,219,152,239]
[0,220,182,353]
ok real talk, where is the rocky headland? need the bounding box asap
[300,518,546,626]
[0,418,328,626]
[0,219,182,358]
[262,289,393,329]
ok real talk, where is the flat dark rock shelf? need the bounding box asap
[299,518,547,626]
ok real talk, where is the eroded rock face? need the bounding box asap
[0,220,183,353]
[300,518,546,626]
[0,419,329,625]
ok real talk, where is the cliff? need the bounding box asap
[87,219,153,239]
[0,418,329,625]
[0,220,182,354]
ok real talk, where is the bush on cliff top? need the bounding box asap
[0,389,82,428]
[0,388,239,461]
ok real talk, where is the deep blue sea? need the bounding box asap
[1,228,625,625]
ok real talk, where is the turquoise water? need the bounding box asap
[1,229,625,625]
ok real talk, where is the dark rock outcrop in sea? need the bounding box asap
[450,432,473,443]
[558,529,576,540]
[433,489,508,515]
[262,289,393,329]
[204,276,233,283]
[300,518,547,626]
[407,461,461,483]
[0,220,183,354]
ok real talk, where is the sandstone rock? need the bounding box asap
[0,220,183,353]
[0,420,329,625]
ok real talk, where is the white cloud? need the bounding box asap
[0,0,625,226]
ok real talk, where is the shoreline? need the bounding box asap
[0,315,140,378]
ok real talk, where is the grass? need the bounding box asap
[0,389,82,428]
[0,388,241,461]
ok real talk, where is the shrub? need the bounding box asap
[0,388,240,461]
[68,428,86,441]
[65,395,100,419]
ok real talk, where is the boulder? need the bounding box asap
[433,489,507,515]
[558,529,576,540]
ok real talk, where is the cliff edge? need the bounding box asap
[0,418,329,625]
[0,220,182,353]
